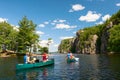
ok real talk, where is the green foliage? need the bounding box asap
[58,38,73,53]
[0,22,18,51]
[40,47,48,54]
[108,24,120,52]
[110,10,120,25]
[17,16,39,52]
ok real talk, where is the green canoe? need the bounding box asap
[67,58,76,63]
[16,58,54,70]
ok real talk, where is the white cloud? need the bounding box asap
[69,4,85,12]
[53,20,57,23]
[51,22,55,25]
[102,14,111,21]
[53,44,59,47]
[60,36,73,40]
[49,43,59,52]
[58,20,66,23]
[53,19,66,23]
[38,24,45,27]
[39,39,54,47]
[36,31,44,35]
[0,18,8,22]
[116,3,120,6]
[79,11,101,22]
[39,39,57,52]
[13,26,19,31]
[55,23,77,29]
[39,40,48,47]
[44,21,49,24]
[10,24,19,31]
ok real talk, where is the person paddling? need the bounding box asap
[24,52,35,63]
[67,51,71,59]
[42,51,49,62]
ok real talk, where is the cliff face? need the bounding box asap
[100,22,113,53]
[72,33,98,54]
[58,10,120,54]
[58,38,74,53]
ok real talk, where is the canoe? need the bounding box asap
[16,58,54,70]
[67,58,76,62]
[67,58,79,63]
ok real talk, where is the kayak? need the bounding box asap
[16,58,54,70]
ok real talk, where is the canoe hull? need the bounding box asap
[67,58,76,62]
[16,59,54,70]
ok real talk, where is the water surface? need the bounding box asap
[0,54,120,80]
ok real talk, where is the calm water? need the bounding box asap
[0,54,120,80]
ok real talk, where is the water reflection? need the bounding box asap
[0,54,120,80]
[16,65,54,80]
[0,57,16,80]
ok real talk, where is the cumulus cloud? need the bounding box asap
[102,14,111,21]
[60,36,73,40]
[51,19,66,25]
[53,19,66,23]
[38,21,49,28]
[38,24,45,27]
[39,39,54,48]
[58,20,66,23]
[69,4,85,12]
[79,11,101,22]
[49,43,59,52]
[44,21,49,24]
[96,14,111,25]
[39,40,59,52]
[36,31,44,35]
[51,22,56,25]
[55,23,77,29]
[0,18,8,22]
[116,3,120,6]
[13,25,19,31]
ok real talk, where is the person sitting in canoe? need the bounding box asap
[66,51,71,59]
[70,53,75,59]
[42,51,49,62]
[66,51,75,59]
[24,52,36,63]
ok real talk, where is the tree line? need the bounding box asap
[0,16,48,54]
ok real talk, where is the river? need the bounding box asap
[0,53,120,80]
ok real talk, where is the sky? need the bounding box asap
[0,0,120,52]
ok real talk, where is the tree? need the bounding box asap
[0,22,18,52]
[17,16,39,53]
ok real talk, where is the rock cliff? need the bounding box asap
[58,10,120,54]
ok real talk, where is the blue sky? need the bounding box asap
[0,0,120,52]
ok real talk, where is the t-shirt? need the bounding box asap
[24,55,27,63]
[24,55,29,63]
[67,53,71,58]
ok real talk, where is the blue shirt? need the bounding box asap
[24,55,28,63]
[67,53,71,59]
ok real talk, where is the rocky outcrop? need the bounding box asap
[100,22,113,53]
[58,38,74,53]
[58,10,120,54]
